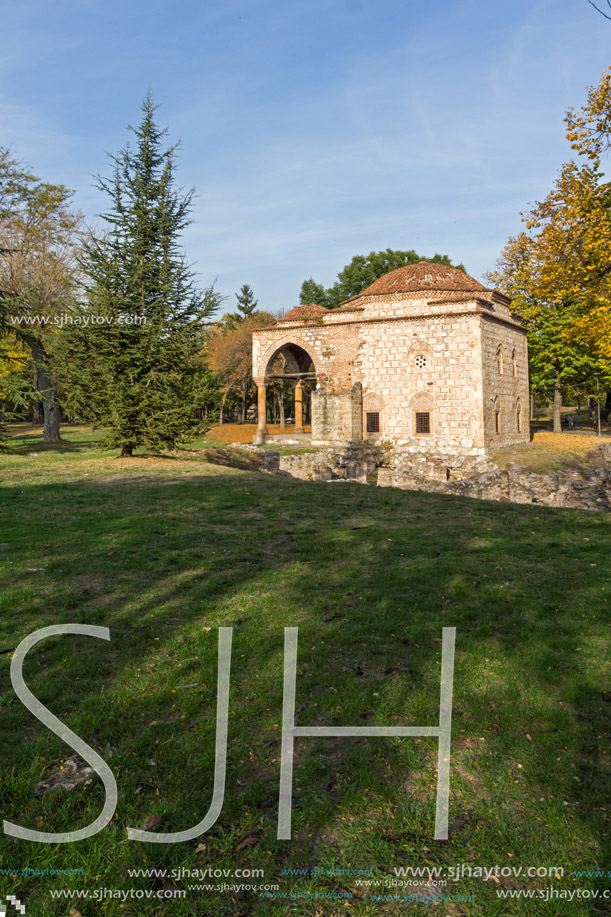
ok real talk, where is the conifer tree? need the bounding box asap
[235,283,257,318]
[58,94,219,455]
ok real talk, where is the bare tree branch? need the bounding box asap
[588,0,611,20]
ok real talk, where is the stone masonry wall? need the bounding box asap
[379,463,611,511]
[353,312,487,450]
[248,443,611,512]
[481,315,530,449]
[311,383,363,445]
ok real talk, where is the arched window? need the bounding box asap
[497,345,504,375]
[363,392,384,437]
[492,395,501,434]
[410,392,436,436]
[516,397,522,433]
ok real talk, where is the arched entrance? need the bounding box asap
[253,341,318,444]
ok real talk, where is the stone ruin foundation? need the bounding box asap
[234,442,611,512]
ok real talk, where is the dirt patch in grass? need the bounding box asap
[492,431,608,473]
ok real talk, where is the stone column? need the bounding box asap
[294,380,304,434]
[253,381,268,444]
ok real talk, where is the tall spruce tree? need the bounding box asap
[235,283,257,318]
[60,94,218,455]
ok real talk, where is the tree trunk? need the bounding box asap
[530,393,534,421]
[601,391,611,423]
[219,388,228,425]
[44,403,62,443]
[30,339,62,443]
[32,401,43,424]
[241,382,247,424]
[278,385,286,428]
[121,444,133,457]
[553,373,562,433]
[589,397,596,425]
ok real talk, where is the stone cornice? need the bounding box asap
[253,308,526,334]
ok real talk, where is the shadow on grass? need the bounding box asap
[0,468,609,912]
[201,446,265,471]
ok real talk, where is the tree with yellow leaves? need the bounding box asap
[488,68,611,431]
[0,148,83,441]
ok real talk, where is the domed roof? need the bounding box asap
[281,303,329,322]
[362,261,488,296]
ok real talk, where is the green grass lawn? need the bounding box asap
[0,426,609,915]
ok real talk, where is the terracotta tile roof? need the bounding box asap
[334,298,365,311]
[361,261,489,296]
[279,303,329,322]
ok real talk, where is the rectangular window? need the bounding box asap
[495,412,501,434]
[366,412,380,433]
[415,412,430,434]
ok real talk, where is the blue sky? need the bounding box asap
[1,0,610,313]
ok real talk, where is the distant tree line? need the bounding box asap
[300,250,465,309]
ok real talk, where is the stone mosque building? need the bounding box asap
[251,262,529,465]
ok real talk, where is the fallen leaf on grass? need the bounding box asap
[139,815,163,832]
[234,837,259,851]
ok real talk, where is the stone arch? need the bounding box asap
[409,391,436,436]
[362,391,385,411]
[496,344,504,375]
[410,391,436,411]
[408,340,432,354]
[408,340,432,371]
[491,394,502,435]
[363,391,385,436]
[255,335,321,382]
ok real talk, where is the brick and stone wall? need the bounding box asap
[354,311,486,449]
[480,314,529,449]
[251,264,530,458]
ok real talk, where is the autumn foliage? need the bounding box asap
[488,68,611,430]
